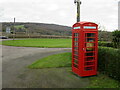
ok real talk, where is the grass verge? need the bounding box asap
[28,52,72,69]
[87,74,120,88]
[2,38,72,48]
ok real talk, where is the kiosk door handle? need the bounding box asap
[83,48,86,52]
[83,48,85,51]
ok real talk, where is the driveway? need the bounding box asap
[2,45,89,88]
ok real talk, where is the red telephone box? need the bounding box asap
[72,22,98,77]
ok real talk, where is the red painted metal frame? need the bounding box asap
[72,22,98,77]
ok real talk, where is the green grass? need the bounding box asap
[14,25,25,29]
[0,41,2,45]
[2,38,72,48]
[88,74,120,88]
[28,52,72,69]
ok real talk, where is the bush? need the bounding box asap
[98,41,113,47]
[112,30,120,48]
[98,47,120,81]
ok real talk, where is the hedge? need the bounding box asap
[98,41,113,47]
[98,47,120,81]
[8,35,71,39]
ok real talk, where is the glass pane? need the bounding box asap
[74,33,79,37]
[74,33,76,37]
[85,62,94,66]
[86,38,95,42]
[86,33,95,37]
[74,51,78,55]
[73,33,79,69]
[76,33,79,37]
[74,60,78,64]
[86,43,95,47]
[86,57,94,61]
[74,42,78,46]
[74,64,78,68]
[74,47,78,50]
[85,66,94,71]
[74,55,78,59]
[86,47,95,51]
[74,38,78,41]
[86,52,94,56]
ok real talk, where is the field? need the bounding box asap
[14,25,25,29]
[2,38,72,48]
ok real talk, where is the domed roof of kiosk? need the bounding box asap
[76,21,97,25]
[72,21,98,30]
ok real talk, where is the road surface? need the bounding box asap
[2,45,89,88]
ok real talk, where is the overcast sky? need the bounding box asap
[0,0,119,31]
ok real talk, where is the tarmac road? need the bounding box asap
[2,45,89,88]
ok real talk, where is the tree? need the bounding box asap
[98,24,112,41]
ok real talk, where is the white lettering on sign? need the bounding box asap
[84,26,96,29]
[73,26,80,29]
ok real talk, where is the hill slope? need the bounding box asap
[2,22,72,36]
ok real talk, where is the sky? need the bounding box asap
[0,0,119,31]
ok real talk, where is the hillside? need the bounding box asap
[2,22,113,41]
[2,22,72,36]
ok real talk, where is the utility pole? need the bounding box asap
[74,0,82,22]
[118,1,120,30]
[13,17,15,40]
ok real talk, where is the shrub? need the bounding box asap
[98,47,120,81]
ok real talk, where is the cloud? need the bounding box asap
[0,0,118,31]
